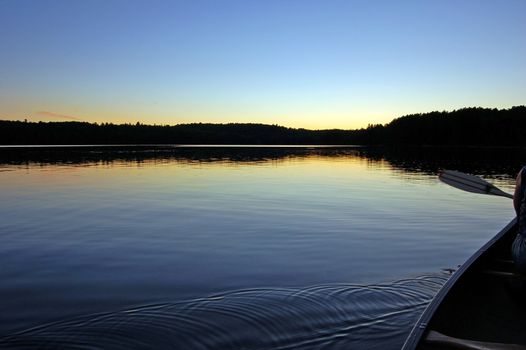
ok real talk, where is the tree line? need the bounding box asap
[0,106,524,146]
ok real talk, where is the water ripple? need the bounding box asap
[0,274,447,350]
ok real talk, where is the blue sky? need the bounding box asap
[1,0,525,128]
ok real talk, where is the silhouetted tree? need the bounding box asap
[0,106,524,146]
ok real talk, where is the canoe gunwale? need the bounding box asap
[401,217,517,350]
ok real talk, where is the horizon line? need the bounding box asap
[1,105,524,131]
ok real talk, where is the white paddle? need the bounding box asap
[439,170,513,199]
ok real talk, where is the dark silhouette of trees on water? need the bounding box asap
[0,106,524,146]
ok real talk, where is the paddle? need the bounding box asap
[439,170,514,199]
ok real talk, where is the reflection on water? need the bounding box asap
[0,275,447,350]
[0,146,519,348]
[1,145,524,175]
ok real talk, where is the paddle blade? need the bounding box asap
[439,170,513,199]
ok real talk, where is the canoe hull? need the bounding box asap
[402,218,522,350]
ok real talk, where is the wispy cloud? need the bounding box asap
[36,111,83,121]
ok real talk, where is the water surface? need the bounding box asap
[0,146,520,349]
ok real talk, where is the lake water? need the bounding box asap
[0,146,522,349]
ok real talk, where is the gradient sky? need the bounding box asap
[1,0,525,129]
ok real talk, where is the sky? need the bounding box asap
[0,0,525,129]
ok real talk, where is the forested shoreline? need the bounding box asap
[0,106,525,146]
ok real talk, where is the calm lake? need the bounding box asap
[0,145,523,349]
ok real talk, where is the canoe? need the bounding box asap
[402,218,526,350]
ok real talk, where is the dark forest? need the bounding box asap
[0,106,524,146]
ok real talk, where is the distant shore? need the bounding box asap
[1,106,524,146]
